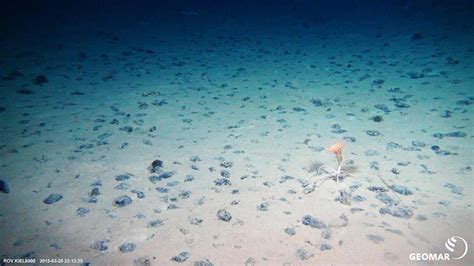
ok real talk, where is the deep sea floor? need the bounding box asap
[0,6,473,265]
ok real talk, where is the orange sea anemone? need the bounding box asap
[328,142,344,154]
[328,142,344,166]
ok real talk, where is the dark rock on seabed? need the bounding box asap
[32,75,48,85]
[76,207,89,217]
[150,159,163,173]
[376,193,396,205]
[302,215,326,229]
[320,243,332,251]
[114,182,130,190]
[220,161,233,168]
[214,178,231,186]
[431,145,455,155]
[119,243,136,253]
[90,187,100,196]
[432,131,467,139]
[113,195,132,207]
[367,186,388,193]
[366,130,381,136]
[43,193,63,204]
[257,202,269,211]
[0,180,10,193]
[335,190,351,205]
[379,206,413,219]
[370,115,383,122]
[217,209,232,222]
[16,89,34,95]
[131,190,145,198]
[194,259,214,266]
[389,184,413,195]
[189,217,203,225]
[284,227,296,236]
[115,174,131,181]
[119,126,133,133]
[171,251,190,262]
[220,170,231,178]
[367,234,384,244]
[411,140,426,147]
[445,183,463,195]
[90,240,108,251]
[147,219,164,228]
[296,248,313,260]
[149,171,173,183]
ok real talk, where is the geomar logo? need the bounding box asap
[409,236,468,261]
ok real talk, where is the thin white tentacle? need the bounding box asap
[317,165,336,175]
[313,159,354,186]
